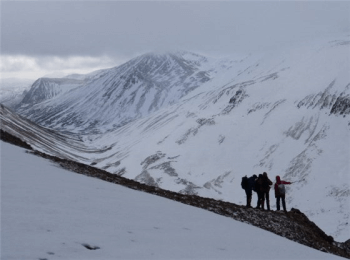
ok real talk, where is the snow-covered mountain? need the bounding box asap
[0,78,34,108]
[81,34,350,241]
[2,33,350,242]
[63,67,111,81]
[19,77,85,107]
[15,51,223,133]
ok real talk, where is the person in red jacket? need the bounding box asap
[274,175,292,212]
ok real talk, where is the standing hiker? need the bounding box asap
[274,175,292,212]
[254,174,263,209]
[261,172,273,210]
[241,174,257,208]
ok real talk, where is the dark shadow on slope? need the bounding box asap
[0,129,33,150]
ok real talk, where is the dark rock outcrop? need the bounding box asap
[30,149,350,259]
[0,129,32,150]
[2,130,349,259]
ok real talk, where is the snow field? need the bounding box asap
[1,141,345,260]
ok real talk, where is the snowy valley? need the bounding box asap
[0,78,33,109]
[1,32,350,257]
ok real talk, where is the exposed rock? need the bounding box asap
[297,80,338,110]
[222,88,248,114]
[179,182,201,195]
[331,95,350,116]
[284,116,319,141]
[218,135,225,144]
[0,129,32,150]
[204,171,232,193]
[13,138,348,259]
[247,102,270,114]
[176,117,215,145]
[135,170,158,187]
[140,151,166,169]
[297,80,350,117]
[260,72,279,82]
[149,161,178,177]
[196,118,215,126]
[345,239,350,250]
[261,99,286,124]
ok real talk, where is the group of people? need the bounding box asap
[241,172,292,212]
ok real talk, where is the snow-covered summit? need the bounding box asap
[15,51,218,133]
[3,33,350,242]
[19,77,84,107]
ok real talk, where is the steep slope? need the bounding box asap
[2,141,348,259]
[0,104,99,162]
[80,34,349,241]
[4,33,350,242]
[17,77,85,107]
[15,51,219,134]
[0,78,33,108]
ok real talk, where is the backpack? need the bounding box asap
[241,176,248,190]
[278,183,286,195]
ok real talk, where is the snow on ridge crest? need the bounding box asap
[5,33,350,242]
[14,49,215,133]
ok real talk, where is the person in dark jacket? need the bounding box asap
[245,174,257,208]
[274,175,292,212]
[254,174,263,209]
[260,172,273,210]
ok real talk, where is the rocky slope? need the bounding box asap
[1,132,349,259]
[0,104,96,162]
[3,33,350,242]
[72,34,349,241]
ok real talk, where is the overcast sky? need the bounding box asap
[1,1,349,80]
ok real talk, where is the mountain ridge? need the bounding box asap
[1,130,349,259]
[2,33,350,242]
[15,51,219,133]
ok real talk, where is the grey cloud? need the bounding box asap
[0,55,121,80]
[1,1,349,58]
[0,56,38,72]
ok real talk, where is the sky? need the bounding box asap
[1,1,349,80]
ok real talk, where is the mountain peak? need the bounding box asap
[15,50,213,133]
[128,50,209,68]
[5,34,350,243]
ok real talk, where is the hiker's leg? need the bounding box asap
[261,193,265,209]
[245,190,249,206]
[276,196,280,210]
[246,190,252,207]
[281,195,287,212]
[256,192,261,208]
[266,192,270,210]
